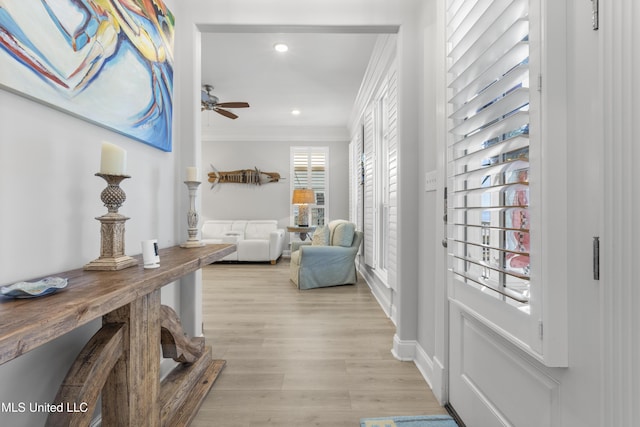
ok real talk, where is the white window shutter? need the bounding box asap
[386,66,398,289]
[363,104,375,268]
[447,0,531,308]
[291,147,329,226]
[446,0,568,367]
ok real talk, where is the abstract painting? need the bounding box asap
[0,0,175,151]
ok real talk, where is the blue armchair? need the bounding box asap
[289,220,363,290]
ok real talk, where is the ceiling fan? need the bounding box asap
[200,84,250,119]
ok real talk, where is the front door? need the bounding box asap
[445,1,604,425]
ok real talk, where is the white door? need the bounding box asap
[445,0,604,425]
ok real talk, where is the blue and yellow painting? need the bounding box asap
[0,0,175,151]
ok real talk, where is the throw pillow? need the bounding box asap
[312,225,330,246]
[332,222,355,247]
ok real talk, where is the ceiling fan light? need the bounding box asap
[274,43,289,53]
[291,109,301,116]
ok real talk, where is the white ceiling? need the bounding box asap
[200,30,380,135]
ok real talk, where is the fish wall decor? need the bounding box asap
[208,165,282,188]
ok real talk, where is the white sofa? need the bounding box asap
[201,220,285,264]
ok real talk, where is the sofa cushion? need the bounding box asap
[245,220,277,240]
[237,240,270,261]
[332,222,355,247]
[201,221,234,239]
[231,221,248,233]
[312,225,330,246]
[224,230,244,239]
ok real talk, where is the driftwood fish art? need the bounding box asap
[208,165,282,188]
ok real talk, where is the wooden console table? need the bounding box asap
[0,244,236,427]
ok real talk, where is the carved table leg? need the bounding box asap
[45,295,224,427]
[160,305,205,363]
[102,290,161,427]
[158,304,226,426]
[45,324,124,427]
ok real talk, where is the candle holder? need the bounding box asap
[84,173,138,270]
[181,181,205,248]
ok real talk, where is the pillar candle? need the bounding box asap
[186,166,199,181]
[100,142,127,175]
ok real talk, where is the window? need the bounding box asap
[362,64,397,286]
[376,92,391,274]
[291,147,329,226]
[446,0,556,360]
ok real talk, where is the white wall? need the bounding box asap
[200,139,350,246]
[415,0,447,398]
[0,0,182,425]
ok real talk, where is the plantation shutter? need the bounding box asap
[292,147,328,226]
[386,66,398,289]
[349,129,364,231]
[363,104,375,267]
[446,0,531,308]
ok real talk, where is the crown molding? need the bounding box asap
[348,34,397,133]
[201,125,349,142]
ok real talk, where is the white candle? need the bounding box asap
[186,166,199,181]
[100,142,127,175]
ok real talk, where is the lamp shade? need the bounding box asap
[292,188,315,205]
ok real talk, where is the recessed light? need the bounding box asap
[291,109,301,116]
[274,43,289,53]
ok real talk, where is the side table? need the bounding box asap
[287,226,316,241]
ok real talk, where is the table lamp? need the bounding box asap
[292,188,315,227]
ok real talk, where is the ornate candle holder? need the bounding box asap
[180,181,205,248]
[84,173,138,270]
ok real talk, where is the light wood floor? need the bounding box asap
[191,259,447,427]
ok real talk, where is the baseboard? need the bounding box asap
[414,343,435,385]
[391,336,449,406]
[430,355,448,404]
[359,267,393,320]
[415,346,448,405]
[361,269,447,403]
[391,334,416,361]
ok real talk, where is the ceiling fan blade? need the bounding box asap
[214,107,238,119]
[216,102,250,108]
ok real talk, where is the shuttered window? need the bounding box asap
[291,147,329,226]
[363,105,375,267]
[361,62,398,283]
[446,0,530,310]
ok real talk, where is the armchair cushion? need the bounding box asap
[312,225,330,246]
[331,222,355,247]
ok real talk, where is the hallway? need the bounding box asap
[191,260,447,427]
